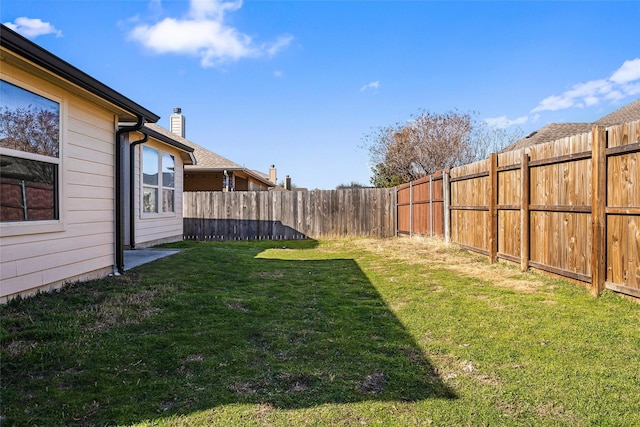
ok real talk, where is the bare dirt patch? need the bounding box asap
[359,371,388,394]
[277,372,312,393]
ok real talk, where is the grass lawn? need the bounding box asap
[1,238,639,426]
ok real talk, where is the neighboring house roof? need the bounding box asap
[501,123,593,152]
[1,24,159,123]
[142,124,195,165]
[144,123,274,187]
[501,98,640,152]
[251,169,272,183]
[594,98,640,126]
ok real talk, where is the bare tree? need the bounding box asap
[0,106,59,157]
[471,122,524,159]
[365,110,522,187]
[336,181,367,189]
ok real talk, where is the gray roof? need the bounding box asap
[594,98,640,126]
[501,123,593,152]
[501,98,640,152]
[145,123,242,170]
[144,123,274,187]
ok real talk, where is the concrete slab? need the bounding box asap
[124,248,180,270]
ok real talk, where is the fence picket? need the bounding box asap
[184,188,396,241]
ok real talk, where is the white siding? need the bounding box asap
[132,138,185,248]
[1,62,117,301]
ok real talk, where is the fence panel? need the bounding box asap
[527,133,593,282]
[449,159,490,252]
[396,171,446,237]
[396,120,639,300]
[605,121,640,297]
[183,188,396,241]
[497,151,522,262]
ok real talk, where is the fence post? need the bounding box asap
[520,152,530,272]
[429,175,434,237]
[409,181,413,238]
[443,170,450,243]
[488,153,498,263]
[591,125,607,296]
[395,187,398,237]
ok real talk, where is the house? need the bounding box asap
[159,108,276,192]
[125,124,195,250]
[0,25,194,302]
[501,98,640,152]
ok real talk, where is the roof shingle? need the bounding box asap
[145,123,243,170]
[501,98,640,152]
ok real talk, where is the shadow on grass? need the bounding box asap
[0,240,456,425]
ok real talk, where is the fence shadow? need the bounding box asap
[184,218,308,240]
[1,240,456,425]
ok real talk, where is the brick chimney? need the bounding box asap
[284,175,292,191]
[169,107,185,138]
[269,165,277,184]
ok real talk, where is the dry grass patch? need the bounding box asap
[348,236,548,294]
[82,288,163,332]
[3,339,38,357]
[225,300,250,312]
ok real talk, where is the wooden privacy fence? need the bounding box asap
[398,120,639,299]
[181,120,638,299]
[396,170,447,237]
[183,188,396,240]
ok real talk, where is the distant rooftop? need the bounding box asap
[594,98,640,126]
[502,123,593,153]
[145,123,244,170]
[501,98,640,152]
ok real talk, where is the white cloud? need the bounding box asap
[532,58,640,113]
[4,17,62,39]
[483,115,528,129]
[360,81,380,92]
[189,0,242,20]
[610,58,640,84]
[265,34,295,57]
[128,0,293,67]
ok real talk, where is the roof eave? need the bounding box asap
[184,166,275,187]
[143,126,195,154]
[0,24,160,123]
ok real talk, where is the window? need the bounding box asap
[0,80,60,222]
[142,146,174,214]
[162,153,175,212]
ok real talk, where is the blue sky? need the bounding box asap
[3,0,640,189]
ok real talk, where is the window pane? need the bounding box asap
[162,153,175,188]
[142,146,158,185]
[143,187,157,213]
[163,189,174,213]
[0,155,57,222]
[0,80,60,157]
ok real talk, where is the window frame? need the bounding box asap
[140,145,175,218]
[0,76,64,236]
